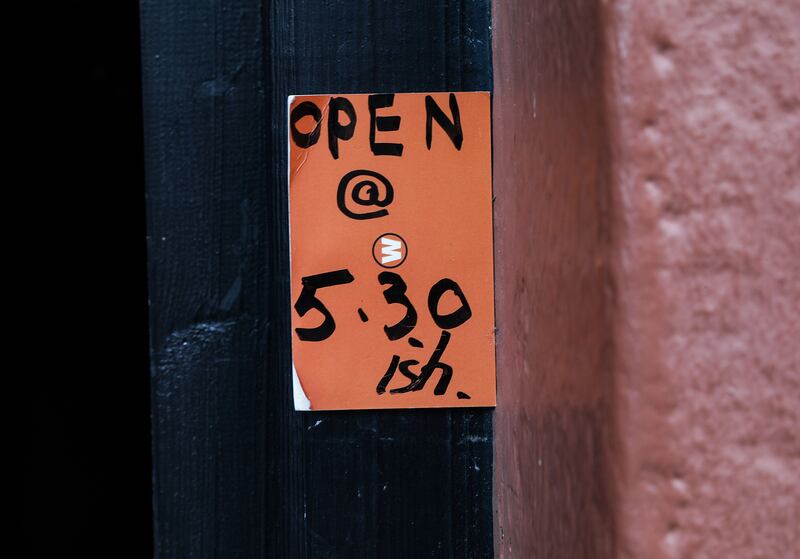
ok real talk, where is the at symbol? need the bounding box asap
[337,169,394,220]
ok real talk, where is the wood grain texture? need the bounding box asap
[141,1,493,557]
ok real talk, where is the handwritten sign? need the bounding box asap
[288,92,495,410]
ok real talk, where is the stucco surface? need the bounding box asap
[494,0,799,557]
[607,1,800,557]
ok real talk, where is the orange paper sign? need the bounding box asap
[288,91,495,410]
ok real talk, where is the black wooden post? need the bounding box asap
[141,2,493,557]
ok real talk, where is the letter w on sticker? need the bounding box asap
[372,233,407,269]
[382,238,402,264]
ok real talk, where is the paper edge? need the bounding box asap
[292,362,311,411]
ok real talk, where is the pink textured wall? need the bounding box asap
[494,0,799,557]
[608,1,800,557]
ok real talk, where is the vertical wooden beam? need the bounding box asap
[141,1,493,557]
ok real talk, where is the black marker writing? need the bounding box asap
[328,97,356,159]
[369,94,403,156]
[425,93,463,150]
[289,93,466,158]
[375,331,453,395]
[428,278,472,329]
[336,169,394,220]
[290,101,322,148]
[379,271,418,340]
[293,269,354,341]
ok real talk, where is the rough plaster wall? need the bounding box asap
[606,1,800,557]
[492,1,615,557]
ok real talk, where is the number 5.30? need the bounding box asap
[293,270,472,342]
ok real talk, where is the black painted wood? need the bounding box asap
[141,2,493,557]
